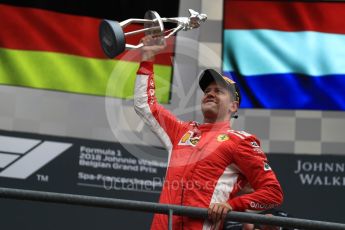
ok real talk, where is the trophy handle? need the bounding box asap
[99,11,164,58]
[99,9,207,58]
[125,10,165,49]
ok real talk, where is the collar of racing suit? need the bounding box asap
[198,120,231,132]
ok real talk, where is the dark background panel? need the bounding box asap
[267,154,345,223]
[0,198,153,229]
[0,129,166,229]
[0,0,180,20]
[0,129,167,201]
[1,129,345,228]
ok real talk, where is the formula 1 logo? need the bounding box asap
[0,135,72,179]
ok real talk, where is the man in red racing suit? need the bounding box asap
[134,36,283,230]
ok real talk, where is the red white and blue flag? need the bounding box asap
[223,0,345,110]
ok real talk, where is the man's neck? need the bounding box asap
[203,117,229,124]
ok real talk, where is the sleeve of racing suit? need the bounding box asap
[134,61,183,148]
[228,136,284,212]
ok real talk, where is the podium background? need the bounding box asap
[1,0,345,228]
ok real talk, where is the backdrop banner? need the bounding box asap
[0,129,344,228]
[268,153,345,223]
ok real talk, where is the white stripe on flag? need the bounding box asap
[223,29,345,76]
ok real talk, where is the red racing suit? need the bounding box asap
[134,62,283,230]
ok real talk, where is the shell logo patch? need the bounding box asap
[178,131,200,146]
[190,137,200,146]
[217,134,229,142]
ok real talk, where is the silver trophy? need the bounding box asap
[99,9,207,58]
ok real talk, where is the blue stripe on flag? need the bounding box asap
[224,71,345,110]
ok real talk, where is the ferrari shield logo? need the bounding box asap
[217,134,229,142]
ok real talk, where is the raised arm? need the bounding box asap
[134,36,185,149]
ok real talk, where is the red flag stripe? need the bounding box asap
[0,4,173,65]
[224,0,345,34]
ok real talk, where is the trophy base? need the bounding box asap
[99,20,126,58]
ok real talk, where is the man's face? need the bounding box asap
[201,81,238,122]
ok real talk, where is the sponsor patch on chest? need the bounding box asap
[178,131,200,146]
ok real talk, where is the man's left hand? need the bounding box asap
[208,202,232,230]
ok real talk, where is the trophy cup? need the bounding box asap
[99,9,207,58]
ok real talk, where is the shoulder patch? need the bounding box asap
[250,141,260,148]
[227,130,253,140]
[264,162,272,171]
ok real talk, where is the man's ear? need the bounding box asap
[229,101,239,114]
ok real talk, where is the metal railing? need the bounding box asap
[0,187,345,230]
